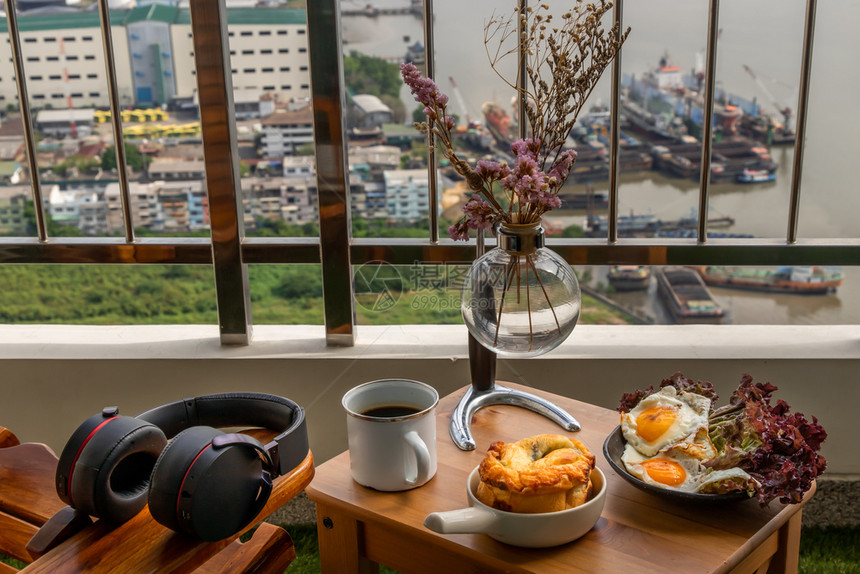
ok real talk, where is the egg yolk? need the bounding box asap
[635,405,678,442]
[640,458,686,486]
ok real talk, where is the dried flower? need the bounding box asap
[462,195,496,230]
[447,221,470,241]
[402,1,629,240]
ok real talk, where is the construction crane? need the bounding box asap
[448,76,471,126]
[742,64,793,131]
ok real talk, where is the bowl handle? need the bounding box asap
[424,506,497,535]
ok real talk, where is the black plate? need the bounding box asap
[602,426,750,503]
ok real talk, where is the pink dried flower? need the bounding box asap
[462,195,495,230]
[548,149,578,183]
[401,2,628,241]
[401,62,449,109]
[510,138,541,159]
[503,153,547,205]
[448,221,470,241]
[475,160,511,181]
[536,190,562,210]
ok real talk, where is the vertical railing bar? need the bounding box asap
[787,0,816,244]
[607,0,623,244]
[97,0,134,243]
[307,0,355,346]
[696,0,720,244]
[190,0,252,345]
[3,1,48,242]
[518,0,528,141]
[423,0,439,243]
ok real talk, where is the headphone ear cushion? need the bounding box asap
[149,426,269,541]
[59,415,167,523]
[148,426,223,534]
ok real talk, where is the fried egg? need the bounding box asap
[620,387,710,457]
[621,444,704,492]
[666,425,717,461]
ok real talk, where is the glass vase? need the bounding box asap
[461,222,581,357]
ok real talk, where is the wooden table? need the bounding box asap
[306,382,813,574]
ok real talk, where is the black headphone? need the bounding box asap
[55,392,309,542]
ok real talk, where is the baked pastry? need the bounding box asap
[476,434,595,513]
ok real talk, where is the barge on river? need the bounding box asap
[608,266,651,291]
[656,267,724,324]
[695,266,844,295]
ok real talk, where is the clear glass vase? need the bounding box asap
[461,222,581,357]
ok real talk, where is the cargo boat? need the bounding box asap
[737,168,775,183]
[650,141,777,182]
[656,267,724,324]
[696,266,844,295]
[608,266,651,291]
[481,101,518,148]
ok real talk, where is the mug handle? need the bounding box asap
[403,431,431,486]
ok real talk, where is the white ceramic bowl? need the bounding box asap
[424,466,606,548]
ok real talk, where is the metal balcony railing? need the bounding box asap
[0,0,855,348]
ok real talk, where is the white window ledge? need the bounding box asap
[0,324,858,361]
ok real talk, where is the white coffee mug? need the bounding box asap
[342,379,438,491]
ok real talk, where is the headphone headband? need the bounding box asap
[136,392,308,477]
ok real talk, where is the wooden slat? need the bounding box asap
[19,452,313,574]
[0,510,39,564]
[315,506,378,574]
[362,516,524,574]
[0,444,65,526]
[193,523,295,574]
[767,511,802,574]
[727,531,778,574]
[0,560,21,574]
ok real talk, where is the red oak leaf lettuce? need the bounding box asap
[707,374,827,505]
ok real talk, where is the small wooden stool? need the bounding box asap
[0,425,312,574]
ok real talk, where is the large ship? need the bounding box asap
[481,101,516,147]
[656,267,724,324]
[696,266,844,295]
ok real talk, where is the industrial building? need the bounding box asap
[0,5,310,109]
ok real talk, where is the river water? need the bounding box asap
[341,0,860,325]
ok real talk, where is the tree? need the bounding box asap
[562,224,585,238]
[295,143,315,156]
[248,218,319,238]
[101,144,147,172]
[379,94,406,124]
[412,104,426,124]
[343,51,401,99]
[20,199,83,237]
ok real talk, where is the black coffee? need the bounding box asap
[361,405,420,418]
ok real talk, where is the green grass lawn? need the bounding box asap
[798,527,860,574]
